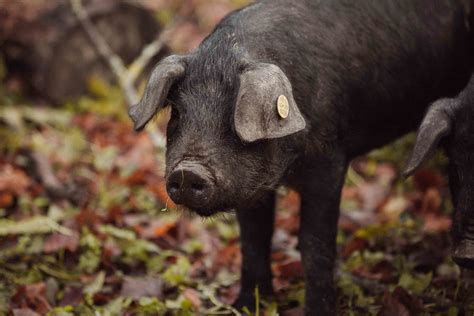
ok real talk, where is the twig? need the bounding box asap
[29,151,69,199]
[125,18,181,88]
[70,0,133,102]
[70,0,179,149]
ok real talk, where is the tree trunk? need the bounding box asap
[0,0,167,103]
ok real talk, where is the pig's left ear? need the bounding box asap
[129,55,187,131]
[234,63,306,142]
[403,99,455,177]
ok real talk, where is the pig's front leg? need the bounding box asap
[298,153,347,315]
[234,192,276,311]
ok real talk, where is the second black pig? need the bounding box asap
[129,0,474,314]
[405,73,474,269]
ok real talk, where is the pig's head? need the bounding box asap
[129,53,306,216]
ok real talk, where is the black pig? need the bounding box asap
[129,0,474,314]
[405,73,474,269]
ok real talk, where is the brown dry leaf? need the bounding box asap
[0,165,30,194]
[75,209,102,230]
[278,190,301,214]
[273,260,304,279]
[120,276,164,300]
[43,232,80,253]
[422,213,452,233]
[214,243,241,272]
[12,283,51,315]
[0,191,14,208]
[116,133,156,174]
[134,219,177,239]
[352,260,396,283]
[183,288,202,309]
[340,238,366,259]
[154,222,177,238]
[379,287,424,316]
[379,290,410,316]
[59,286,83,306]
[420,188,442,215]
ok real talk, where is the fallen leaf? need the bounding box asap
[420,188,442,214]
[0,165,30,194]
[12,283,51,315]
[183,288,201,309]
[0,191,14,208]
[154,222,177,238]
[273,260,304,279]
[43,232,79,253]
[379,289,410,316]
[12,309,40,316]
[422,213,452,233]
[0,216,73,236]
[340,238,367,259]
[120,276,164,300]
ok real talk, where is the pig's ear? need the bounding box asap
[128,55,186,131]
[234,63,306,142]
[403,100,455,177]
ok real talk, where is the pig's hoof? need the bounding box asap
[453,239,474,269]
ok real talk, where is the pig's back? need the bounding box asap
[220,0,474,156]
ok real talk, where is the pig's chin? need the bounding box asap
[175,199,235,217]
[193,207,231,217]
[178,190,268,218]
[180,204,233,218]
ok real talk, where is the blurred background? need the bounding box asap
[0,1,471,315]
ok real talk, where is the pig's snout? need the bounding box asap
[166,162,215,210]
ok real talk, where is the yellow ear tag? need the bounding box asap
[277,95,290,119]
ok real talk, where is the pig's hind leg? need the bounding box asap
[234,191,276,311]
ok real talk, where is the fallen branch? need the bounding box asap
[29,151,69,200]
[71,0,180,149]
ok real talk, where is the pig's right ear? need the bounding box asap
[403,99,455,177]
[234,63,306,142]
[128,55,186,131]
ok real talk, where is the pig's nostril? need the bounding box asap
[168,181,180,191]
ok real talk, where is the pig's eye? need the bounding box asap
[168,107,180,136]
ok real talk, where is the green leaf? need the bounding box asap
[0,216,73,236]
[99,225,136,241]
[163,257,190,286]
[79,228,102,274]
[84,271,106,305]
[135,297,166,316]
[93,146,118,172]
[398,272,432,295]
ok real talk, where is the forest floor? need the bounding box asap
[2,1,474,315]
[1,72,473,316]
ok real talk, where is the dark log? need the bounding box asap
[0,0,167,103]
